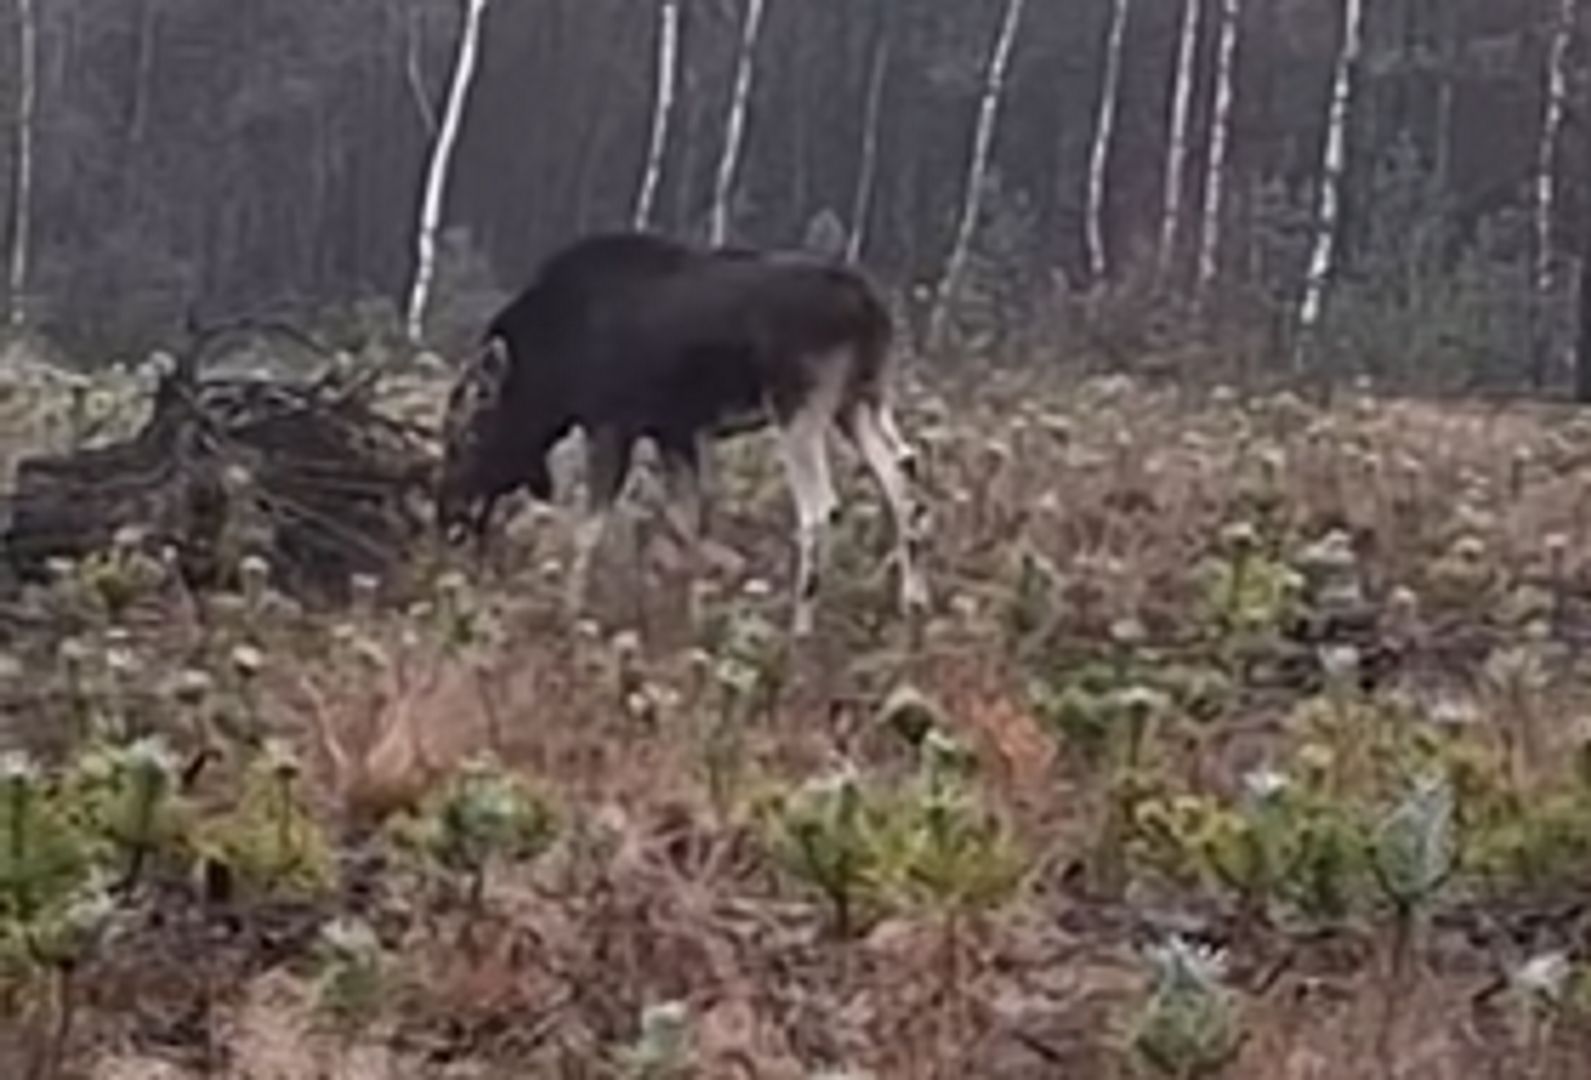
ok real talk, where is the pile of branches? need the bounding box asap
[2,320,439,604]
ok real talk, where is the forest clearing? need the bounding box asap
[3,355,1591,1078]
[5,0,1591,1075]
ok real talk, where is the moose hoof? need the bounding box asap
[899,571,929,617]
[790,603,816,639]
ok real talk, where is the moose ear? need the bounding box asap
[481,337,511,382]
[471,336,511,410]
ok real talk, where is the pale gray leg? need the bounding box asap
[659,434,708,545]
[876,397,916,477]
[565,508,610,616]
[777,403,839,638]
[660,435,709,623]
[564,428,632,619]
[848,399,927,615]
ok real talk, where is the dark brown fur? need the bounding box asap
[436,232,894,544]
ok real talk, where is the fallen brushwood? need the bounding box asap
[1,320,439,604]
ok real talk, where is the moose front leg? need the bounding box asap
[775,406,838,638]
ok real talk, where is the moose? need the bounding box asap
[434,231,927,635]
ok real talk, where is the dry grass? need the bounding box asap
[8,367,1591,1078]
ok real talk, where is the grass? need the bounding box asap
[4,361,1591,1078]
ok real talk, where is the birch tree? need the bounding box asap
[406,0,438,137]
[1195,0,1242,304]
[708,0,768,247]
[1533,0,1579,383]
[846,14,891,264]
[405,0,492,345]
[927,0,1028,353]
[1577,210,1591,402]
[1294,0,1365,371]
[7,0,39,331]
[633,0,681,231]
[1431,0,1458,194]
[1157,0,1203,283]
[1086,0,1131,285]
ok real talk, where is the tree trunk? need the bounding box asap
[846,12,891,265]
[1293,0,1365,374]
[1432,0,1455,195]
[673,56,704,233]
[405,0,492,345]
[1196,0,1242,307]
[787,11,811,230]
[406,0,438,137]
[1533,0,1579,387]
[1086,0,1131,286]
[709,0,768,247]
[1157,0,1203,284]
[404,0,490,341]
[1578,52,1591,404]
[927,0,1028,354]
[118,0,160,227]
[1577,221,1591,402]
[7,0,39,331]
[633,0,681,231]
[129,0,159,147]
[573,48,620,235]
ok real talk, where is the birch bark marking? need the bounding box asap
[927,0,1028,354]
[1157,0,1203,282]
[1577,207,1591,402]
[709,0,768,247]
[1196,0,1241,304]
[405,0,491,345]
[129,0,160,147]
[406,0,438,137]
[634,0,681,230]
[846,20,891,265]
[1293,0,1364,372]
[1086,0,1131,285]
[1432,0,1457,195]
[1534,0,1579,382]
[7,0,39,330]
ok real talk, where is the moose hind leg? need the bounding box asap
[659,433,710,623]
[875,397,917,479]
[776,403,839,638]
[847,399,927,616]
[566,429,633,618]
[658,432,708,546]
[467,493,502,571]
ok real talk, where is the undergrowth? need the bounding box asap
[3,367,1591,1076]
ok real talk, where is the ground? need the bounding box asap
[3,360,1591,1079]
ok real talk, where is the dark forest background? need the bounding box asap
[0,0,1586,394]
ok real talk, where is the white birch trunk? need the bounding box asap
[7,0,38,331]
[406,0,438,137]
[1195,0,1242,302]
[1293,0,1364,370]
[1086,0,1131,285]
[633,0,681,231]
[1157,0,1203,282]
[708,0,767,247]
[1535,0,1578,304]
[129,0,159,147]
[846,25,891,265]
[405,0,491,345]
[928,0,1028,352]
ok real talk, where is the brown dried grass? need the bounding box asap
[17,369,1591,1078]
